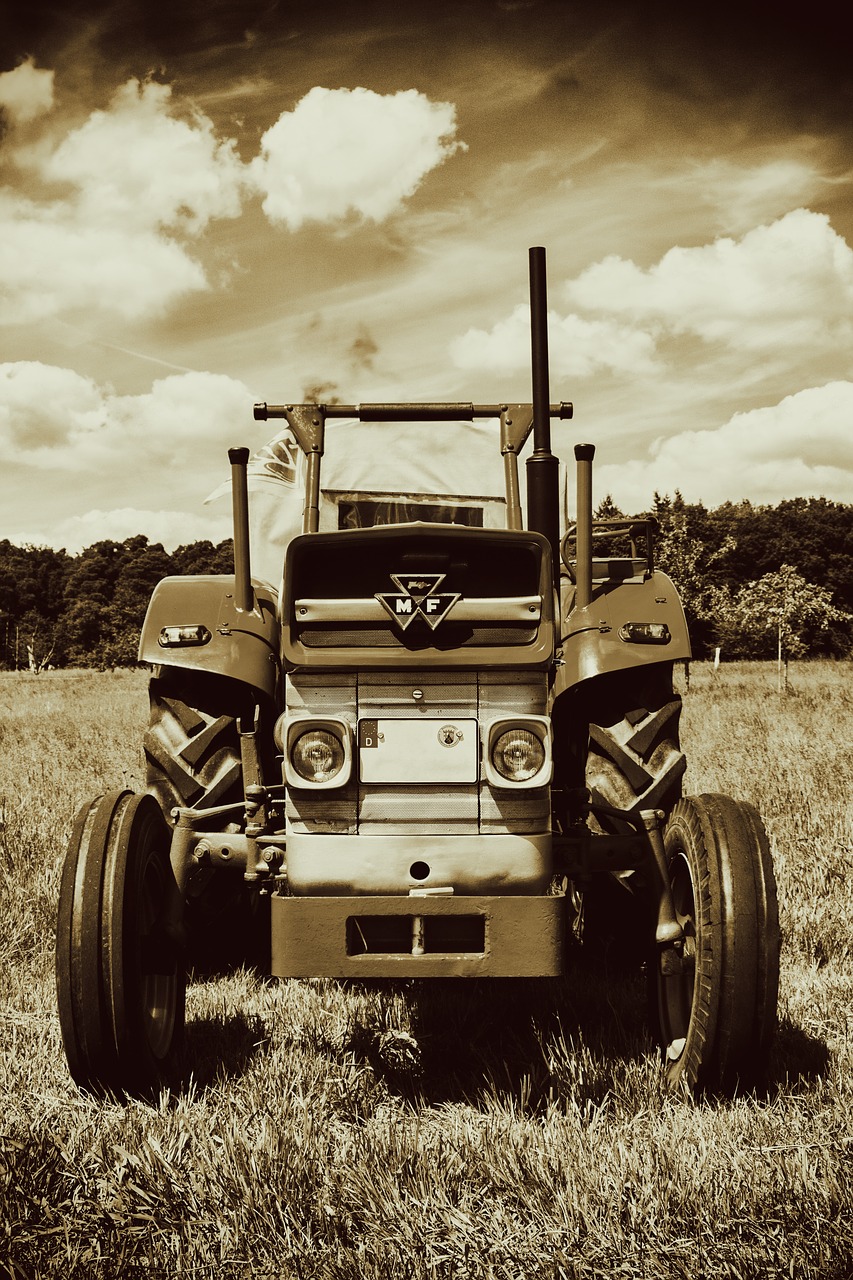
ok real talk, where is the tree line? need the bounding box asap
[0,536,234,670]
[626,494,853,662]
[1,493,851,670]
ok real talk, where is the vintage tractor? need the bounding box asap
[55,248,780,1099]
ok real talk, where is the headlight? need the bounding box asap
[491,728,546,782]
[291,730,345,783]
[484,716,552,789]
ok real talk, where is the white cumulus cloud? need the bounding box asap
[42,78,245,233]
[251,86,464,230]
[0,193,208,324]
[0,363,253,470]
[0,59,55,125]
[566,209,853,351]
[1,78,245,325]
[595,381,853,511]
[2,75,467,324]
[450,304,658,377]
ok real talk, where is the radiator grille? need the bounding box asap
[285,671,549,836]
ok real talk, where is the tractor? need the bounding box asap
[56,248,780,1098]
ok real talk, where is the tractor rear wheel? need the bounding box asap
[649,793,780,1094]
[585,663,685,825]
[56,790,185,1097]
[571,663,685,962]
[144,668,268,972]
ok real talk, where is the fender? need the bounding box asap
[138,575,280,700]
[552,570,691,698]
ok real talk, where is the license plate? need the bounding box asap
[358,718,478,783]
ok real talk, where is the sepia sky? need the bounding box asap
[1,0,851,551]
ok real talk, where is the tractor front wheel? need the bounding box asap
[56,790,186,1097]
[649,793,780,1094]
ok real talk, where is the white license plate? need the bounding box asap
[358,718,478,783]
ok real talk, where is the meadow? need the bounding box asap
[1,661,852,1279]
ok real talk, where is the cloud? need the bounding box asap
[250,86,464,230]
[0,362,104,450]
[0,193,208,323]
[449,304,658,377]
[0,77,246,324]
[2,75,467,325]
[0,363,253,470]
[42,78,245,233]
[566,209,853,351]
[594,381,853,511]
[0,59,54,126]
[10,507,232,555]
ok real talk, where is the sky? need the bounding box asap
[1,0,851,553]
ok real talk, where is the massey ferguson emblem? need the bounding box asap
[376,573,461,631]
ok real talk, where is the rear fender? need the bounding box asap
[553,570,691,698]
[138,575,280,700]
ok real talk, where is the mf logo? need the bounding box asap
[376,572,461,632]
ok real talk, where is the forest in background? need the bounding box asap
[1,494,851,669]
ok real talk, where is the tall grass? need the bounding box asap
[2,663,852,1279]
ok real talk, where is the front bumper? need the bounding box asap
[271,893,564,978]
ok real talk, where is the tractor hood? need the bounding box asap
[280,522,555,671]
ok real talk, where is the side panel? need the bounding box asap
[553,570,691,698]
[138,575,280,700]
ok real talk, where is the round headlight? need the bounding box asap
[291,730,345,783]
[491,728,545,782]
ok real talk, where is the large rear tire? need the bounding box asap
[585,663,685,826]
[144,669,245,813]
[144,669,268,972]
[649,793,780,1094]
[565,664,685,962]
[56,791,185,1097]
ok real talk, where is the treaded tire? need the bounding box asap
[567,663,685,963]
[585,663,685,829]
[56,790,186,1098]
[649,793,780,1094]
[144,668,246,814]
[144,668,269,973]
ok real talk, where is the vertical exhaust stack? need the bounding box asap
[526,247,561,586]
[228,447,254,613]
[574,443,595,609]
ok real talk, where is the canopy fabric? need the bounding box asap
[207,418,514,587]
[319,418,507,497]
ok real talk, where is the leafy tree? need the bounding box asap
[649,492,735,655]
[594,495,625,520]
[172,539,234,575]
[710,564,851,670]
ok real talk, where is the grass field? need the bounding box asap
[1,662,852,1279]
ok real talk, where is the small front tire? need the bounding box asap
[56,790,186,1097]
[649,793,780,1094]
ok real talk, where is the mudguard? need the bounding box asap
[138,575,280,700]
[553,569,691,698]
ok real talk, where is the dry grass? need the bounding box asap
[2,662,852,1279]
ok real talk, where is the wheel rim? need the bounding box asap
[658,849,698,1063]
[138,846,179,1061]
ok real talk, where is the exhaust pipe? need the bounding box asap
[574,443,595,609]
[228,447,254,613]
[526,247,561,585]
